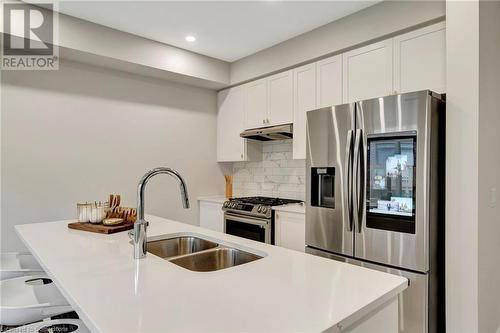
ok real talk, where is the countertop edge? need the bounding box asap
[197,196,227,204]
[328,279,408,332]
[272,203,305,214]
[15,224,101,333]
[15,217,408,333]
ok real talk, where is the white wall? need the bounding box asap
[230,0,445,84]
[478,1,500,332]
[1,1,230,89]
[1,60,224,252]
[446,2,480,331]
[446,0,500,331]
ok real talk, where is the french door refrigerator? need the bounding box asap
[305,90,445,333]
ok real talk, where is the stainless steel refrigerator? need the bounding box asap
[305,90,445,333]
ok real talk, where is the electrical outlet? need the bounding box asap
[490,187,497,208]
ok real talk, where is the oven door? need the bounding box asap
[224,213,272,244]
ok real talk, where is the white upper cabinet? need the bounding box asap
[293,63,317,160]
[316,55,343,108]
[245,78,268,129]
[394,22,446,94]
[217,87,246,162]
[342,39,393,103]
[217,23,446,163]
[245,71,293,129]
[268,70,293,126]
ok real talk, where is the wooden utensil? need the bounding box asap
[225,175,233,199]
[102,218,124,226]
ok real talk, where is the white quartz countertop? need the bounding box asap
[272,203,305,214]
[16,216,407,333]
[197,196,227,204]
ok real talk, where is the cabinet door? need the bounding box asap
[268,70,293,126]
[394,22,446,94]
[316,55,343,108]
[199,201,224,232]
[217,87,246,162]
[293,64,316,160]
[245,78,268,129]
[275,211,305,252]
[343,39,393,103]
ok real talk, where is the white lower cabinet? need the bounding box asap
[275,211,305,252]
[199,201,224,232]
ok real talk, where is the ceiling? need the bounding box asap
[51,1,380,62]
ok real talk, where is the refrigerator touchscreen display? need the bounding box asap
[366,135,416,233]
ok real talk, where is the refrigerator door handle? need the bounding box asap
[357,131,365,232]
[353,129,365,233]
[344,130,354,231]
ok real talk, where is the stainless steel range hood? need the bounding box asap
[240,123,293,141]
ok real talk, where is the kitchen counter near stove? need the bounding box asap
[197,196,227,204]
[16,215,407,333]
[272,202,305,214]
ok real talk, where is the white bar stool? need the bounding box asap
[4,319,89,333]
[0,275,72,326]
[1,252,44,280]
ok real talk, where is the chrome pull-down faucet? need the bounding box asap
[133,167,190,259]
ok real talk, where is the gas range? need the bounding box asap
[222,196,302,219]
[223,196,303,244]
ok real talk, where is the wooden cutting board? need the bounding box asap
[68,221,134,234]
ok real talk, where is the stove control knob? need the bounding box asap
[223,202,228,208]
[257,206,262,213]
[261,207,267,214]
[232,202,237,208]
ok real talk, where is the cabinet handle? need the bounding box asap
[266,118,270,123]
[240,153,243,159]
[262,119,265,124]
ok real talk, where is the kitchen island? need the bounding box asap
[16,215,407,332]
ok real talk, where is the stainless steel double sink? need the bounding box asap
[146,235,263,272]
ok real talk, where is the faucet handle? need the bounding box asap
[128,229,134,240]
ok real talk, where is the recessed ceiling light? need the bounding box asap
[185,35,196,42]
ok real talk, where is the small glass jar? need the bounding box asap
[89,202,108,224]
[77,203,91,223]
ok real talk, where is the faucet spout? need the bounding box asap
[133,167,190,259]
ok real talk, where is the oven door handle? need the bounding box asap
[224,213,270,228]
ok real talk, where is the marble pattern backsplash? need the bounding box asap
[232,140,306,201]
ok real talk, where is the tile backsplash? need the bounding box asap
[232,140,305,200]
